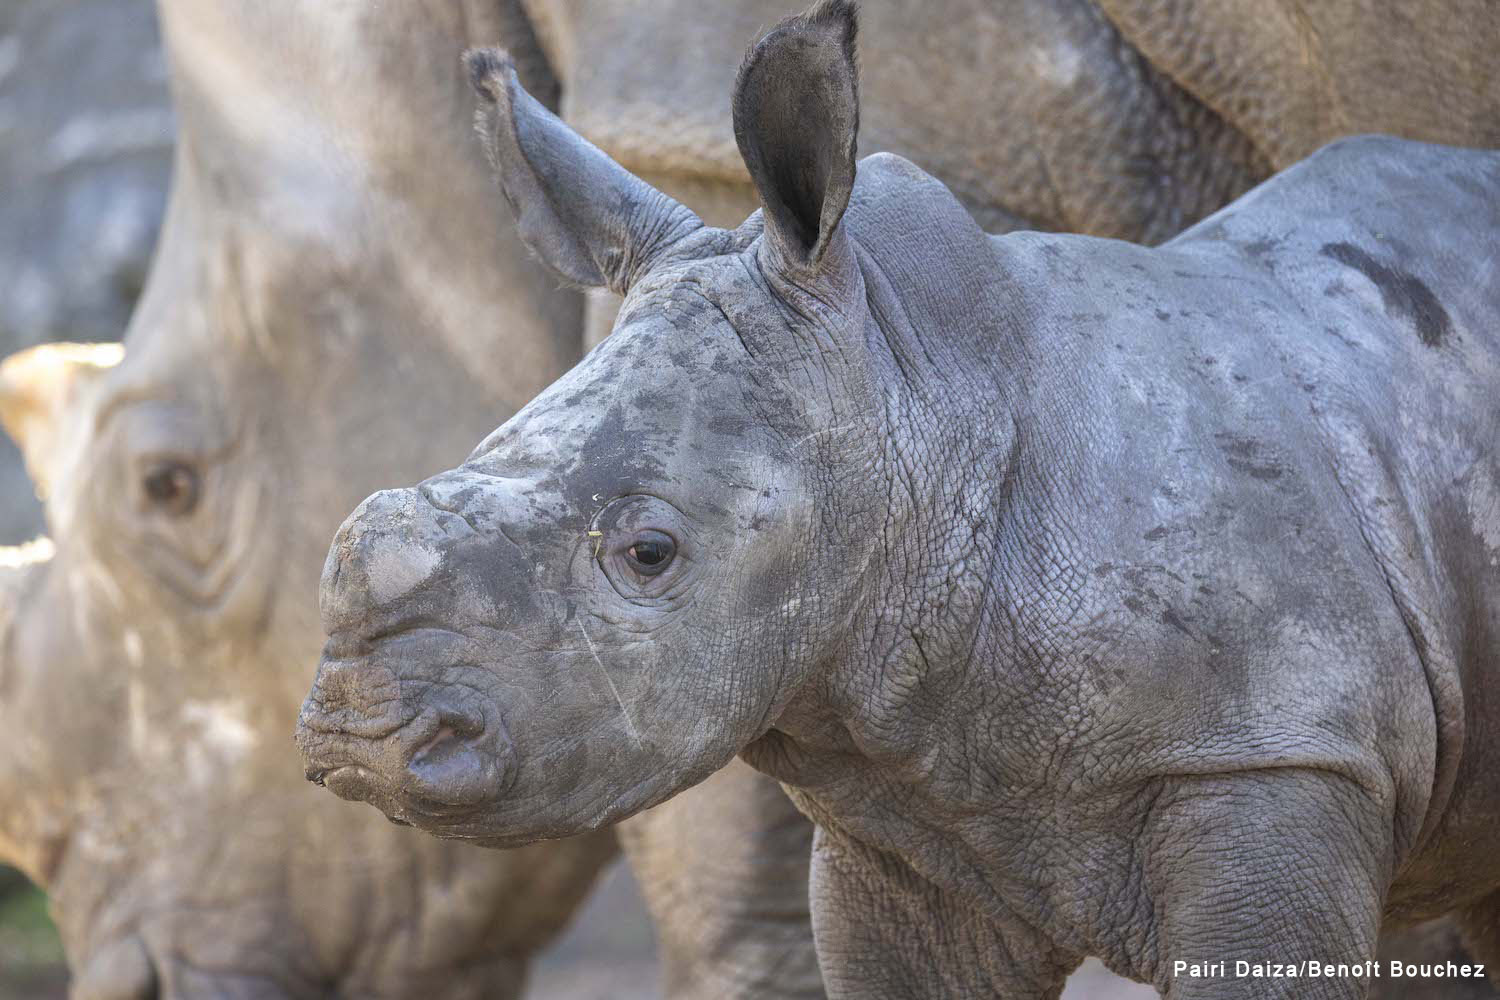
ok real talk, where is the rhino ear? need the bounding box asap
[733,0,859,271]
[0,342,124,500]
[465,48,703,295]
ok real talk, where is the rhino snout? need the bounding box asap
[307,479,531,824]
[296,654,516,821]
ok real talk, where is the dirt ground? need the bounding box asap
[524,862,1156,1000]
[0,861,1157,999]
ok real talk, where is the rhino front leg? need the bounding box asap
[616,759,825,998]
[1143,770,1392,999]
[808,827,1075,1000]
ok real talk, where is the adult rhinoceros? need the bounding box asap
[0,1,614,995]
[521,0,1500,345]
[297,3,1500,998]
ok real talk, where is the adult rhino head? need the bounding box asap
[299,0,903,843]
[0,1,611,996]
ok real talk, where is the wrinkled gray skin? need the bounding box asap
[522,0,1500,347]
[525,0,1500,238]
[521,1,1500,990]
[0,1,622,996]
[299,4,1500,998]
[0,0,173,544]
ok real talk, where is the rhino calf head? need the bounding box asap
[297,1,893,844]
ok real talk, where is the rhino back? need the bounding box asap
[1204,136,1500,918]
[978,135,1500,913]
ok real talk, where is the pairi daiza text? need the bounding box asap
[1173,960,1487,980]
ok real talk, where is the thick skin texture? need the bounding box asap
[522,0,1499,347]
[0,2,616,996]
[524,0,1499,241]
[522,0,1259,241]
[519,2,1500,987]
[299,4,1500,998]
[618,759,825,998]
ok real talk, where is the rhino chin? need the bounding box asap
[319,763,383,805]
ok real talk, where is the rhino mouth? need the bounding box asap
[298,697,515,824]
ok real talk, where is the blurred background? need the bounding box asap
[0,9,668,999]
[0,0,171,547]
[0,0,165,985]
[7,3,657,997]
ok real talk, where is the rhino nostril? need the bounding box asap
[413,725,462,763]
[408,703,485,765]
[404,710,515,810]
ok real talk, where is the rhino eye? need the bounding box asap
[625,531,675,576]
[142,460,200,517]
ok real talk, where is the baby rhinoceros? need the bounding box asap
[297,3,1500,996]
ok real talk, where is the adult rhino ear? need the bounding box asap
[0,342,123,500]
[733,0,859,272]
[465,48,704,295]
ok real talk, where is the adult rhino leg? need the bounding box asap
[1142,771,1389,999]
[1374,917,1498,999]
[807,827,1073,1000]
[616,759,825,999]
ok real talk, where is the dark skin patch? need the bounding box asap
[709,413,751,436]
[1214,432,1283,481]
[1320,242,1452,348]
[1243,236,1283,258]
[1160,606,1196,640]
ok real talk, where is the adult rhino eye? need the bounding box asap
[625,531,675,576]
[142,460,200,517]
